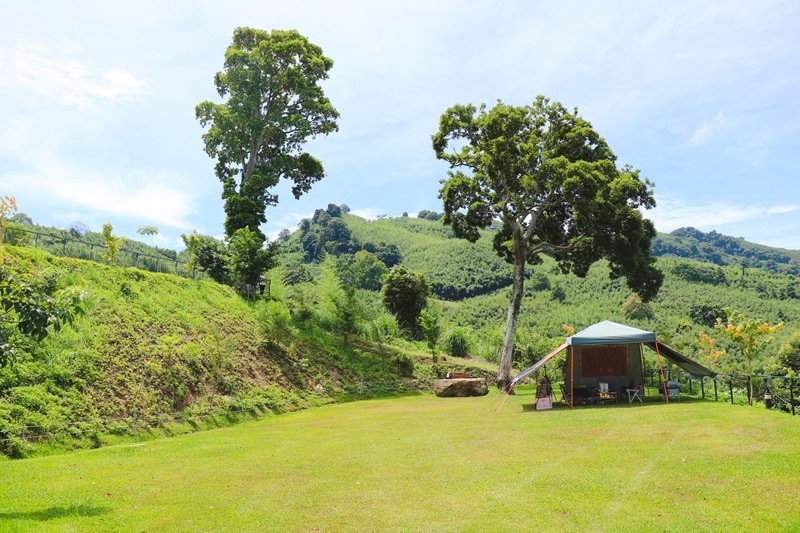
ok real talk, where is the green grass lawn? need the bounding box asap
[1,392,799,532]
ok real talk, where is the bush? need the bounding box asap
[441,327,473,358]
[257,300,292,343]
[394,353,415,377]
[620,293,654,320]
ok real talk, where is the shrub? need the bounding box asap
[257,300,292,343]
[441,327,473,358]
[530,272,551,291]
[394,353,415,377]
[620,293,654,320]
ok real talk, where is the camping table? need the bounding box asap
[596,391,617,404]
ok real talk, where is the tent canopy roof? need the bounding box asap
[567,320,656,346]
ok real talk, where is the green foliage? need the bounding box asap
[196,27,339,242]
[441,327,473,358]
[0,253,86,367]
[432,96,663,386]
[529,272,551,291]
[331,284,361,345]
[417,210,443,221]
[419,309,442,357]
[0,245,435,458]
[0,195,17,243]
[653,227,800,275]
[777,331,800,375]
[716,308,783,403]
[393,353,415,377]
[101,222,125,266]
[381,265,429,339]
[672,262,727,285]
[227,226,276,290]
[281,261,313,286]
[182,232,230,284]
[257,300,293,344]
[344,250,388,291]
[689,302,727,328]
[345,215,507,299]
[136,225,159,245]
[620,293,654,320]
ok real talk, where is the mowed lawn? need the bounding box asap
[1,392,799,532]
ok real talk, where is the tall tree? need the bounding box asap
[196,27,339,242]
[432,96,663,389]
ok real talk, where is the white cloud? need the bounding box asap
[647,195,800,235]
[349,208,387,220]
[689,112,727,146]
[648,195,761,232]
[766,205,800,215]
[0,42,148,108]
[2,166,194,230]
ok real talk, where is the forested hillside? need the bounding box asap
[279,208,800,375]
[652,227,800,275]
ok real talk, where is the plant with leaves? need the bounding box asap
[0,256,86,366]
[101,222,125,266]
[331,284,361,345]
[715,309,783,404]
[695,330,725,370]
[620,293,654,320]
[441,327,473,358]
[381,265,429,339]
[137,225,159,245]
[227,226,276,292]
[181,232,231,285]
[347,250,388,291]
[419,308,442,359]
[0,196,17,243]
[777,331,800,376]
[196,27,339,244]
[432,96,663,388]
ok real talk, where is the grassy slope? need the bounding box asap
[0,245,497,457]
[0,393,797,531]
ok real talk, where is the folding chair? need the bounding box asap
[626,384,642,403]
[559,383,571,404]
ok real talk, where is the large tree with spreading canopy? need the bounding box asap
[196,27,339,242]
[432,96,663,389]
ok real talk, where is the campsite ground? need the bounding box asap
[1,391,798,531]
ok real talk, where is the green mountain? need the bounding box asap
[281,209,800,373]
[652,227,800,275]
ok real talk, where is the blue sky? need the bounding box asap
[1,0,799,250]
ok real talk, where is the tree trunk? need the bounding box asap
[497,231,526,391]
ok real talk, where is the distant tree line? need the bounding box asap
[652,227,800,275]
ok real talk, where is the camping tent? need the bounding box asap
[509,320,716,406]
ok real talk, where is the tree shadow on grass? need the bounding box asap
[0,503,110,521]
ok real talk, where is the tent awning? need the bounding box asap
[509,343,567,386]
[645,341,717,378]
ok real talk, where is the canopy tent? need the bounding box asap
[508,320,716,406]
